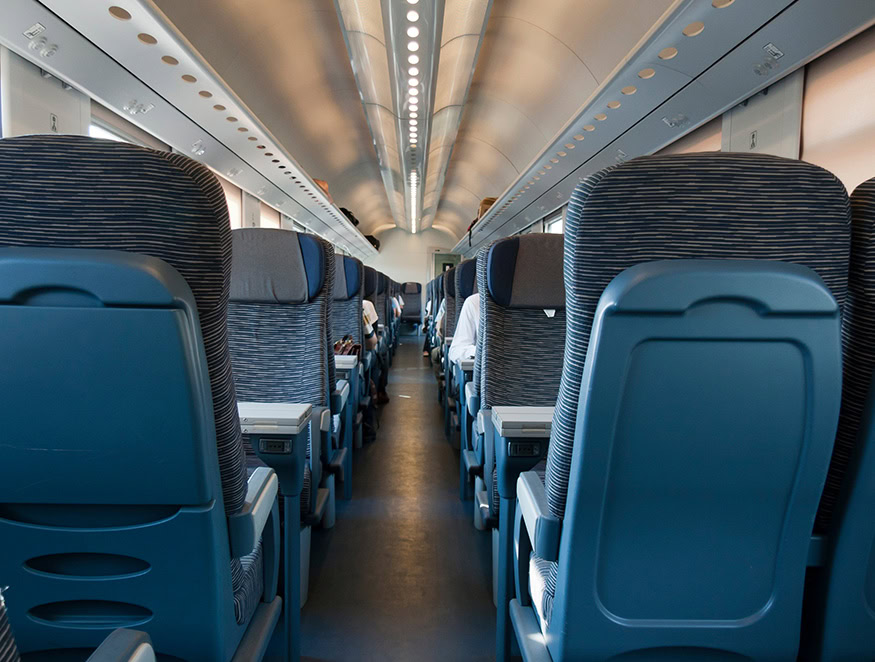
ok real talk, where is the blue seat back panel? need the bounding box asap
[553,260,842,659]
[0,248,242,660]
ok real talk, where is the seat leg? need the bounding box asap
[283,494,302,662]
[496,496,516,662]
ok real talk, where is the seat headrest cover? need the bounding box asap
[487,234,565,308]
[230,228,325,303]
[456,259,477,298]
[377,272,386,294]
[333,254,361,300]
[403,282,421,294]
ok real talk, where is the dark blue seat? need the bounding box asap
[473,234,567,656]
[227,227,341,605]
[508,152,851,661]
[0,135,282,661]
[332,253,365,481]
[401,282,422,325]
[805,177,875,661]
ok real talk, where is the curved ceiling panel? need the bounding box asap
[434,0,675,236]
[152,0,394,235]
[153,0,674,240]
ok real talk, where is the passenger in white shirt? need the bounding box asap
[448,294,480,364]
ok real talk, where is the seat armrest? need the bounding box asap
[465,382,479,417]
[493,406,553,501]
[476,408,491,437]
[332,379,350,413]
[228,467,279,558]
[239,402,310,498]
[517,471,561,562]
[86,630,156,662]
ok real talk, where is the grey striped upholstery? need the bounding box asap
[472,246,490,413]
[0,135,258,625]
[444,267,458,336]
[332,254,365,345]
[227,229,335,520]
[533,152,850,629]
[0,590,19,662]
[479,235,566,516]
[817,178,875,533]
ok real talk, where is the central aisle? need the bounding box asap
[302,336,495,661]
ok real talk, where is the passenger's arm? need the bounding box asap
[448,296,478,364]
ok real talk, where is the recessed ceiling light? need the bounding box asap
[407,10,419,20]
[621,85,637,95]
[408,54,419,64]
[550,158,559,163]
[410,112,418,118]
[683,21,705,37]
[583,125,595,132]
[409,119,417,125]
[181,74,197,83]
[137,33,157,45]
[659,47,678,60]
[409,88,419,96]
[409,78,418,86]
[407,41,419,51]
[407,0,419,4]
[607,100,621,109]
[638,68,656,79]
[409,66,419,76]
[544,165,552,170]
[538,170,545,175]
[565,143,575,149]
[161,55,178,66]
[109,6,132,20]
[557,151,567,157]
[199,90,212,98]
[226,116,238,122]
[595,113,607,121]
[213,104,225,111]
[533,176,540,180]
[407,26,420,38]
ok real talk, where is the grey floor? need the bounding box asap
[301,337,495,661]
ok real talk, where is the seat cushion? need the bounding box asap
[233,540,265,626]
[529,554,555,634]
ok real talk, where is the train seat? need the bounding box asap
[0,134,282,661]
[474,233,567,656]
[805,177,875,661]
[227,228,344,605]
[509,152,851,661]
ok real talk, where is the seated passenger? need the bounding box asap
[422,297,433,356]
[363,298,378,351]
[390,294,401,319]
[448,293,479,364]
[363,297,390,405]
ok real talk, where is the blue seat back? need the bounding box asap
[810,178,875,660]
[332,254,364,345]
[401,282,422,321]
[454,259,477,325]
[553,260,842,660]
[538,152,850,660]
[0,135,256,659]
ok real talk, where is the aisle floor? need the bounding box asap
[301,336,495,661]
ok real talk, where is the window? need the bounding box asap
[545,213,564,234]
[88,123,129,143]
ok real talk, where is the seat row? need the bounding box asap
[0,134,418,661]
[442,151,875,661]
